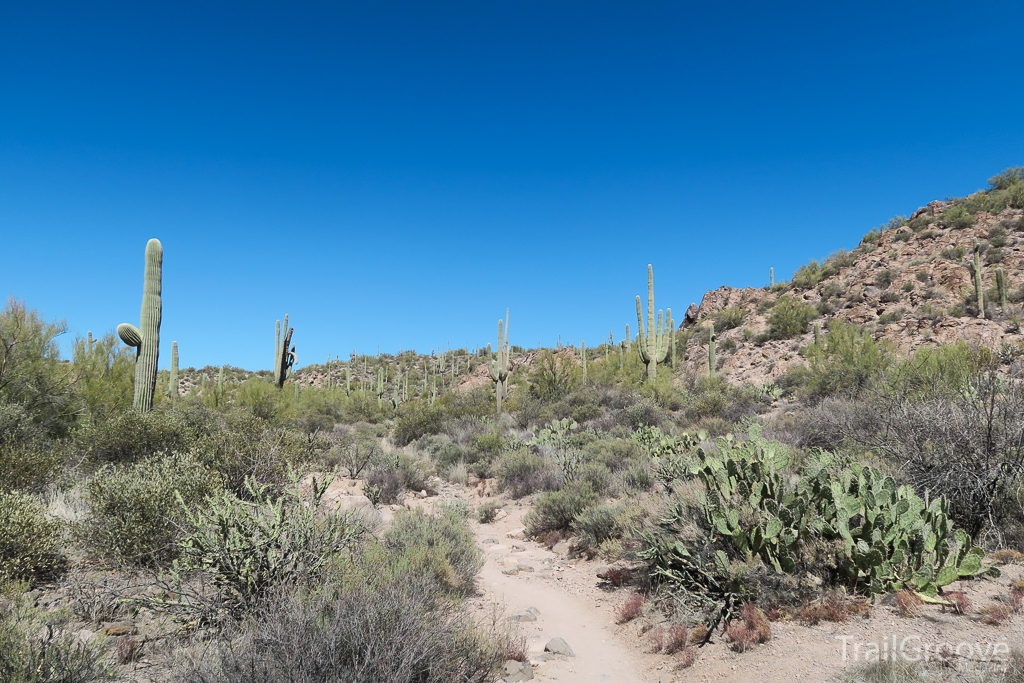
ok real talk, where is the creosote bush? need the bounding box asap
[0,490,66,583]
[765,296,817,340]
[85,451,221,566]
[524,481,599,537]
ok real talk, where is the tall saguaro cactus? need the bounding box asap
[996,268,1008,307]
[973,239,985,319]
[274,315,296,388]
[488,309,511,414]
[635,264,674,381]
[117,238,162,413]
[708,322,716,378]
[166,341,179,399]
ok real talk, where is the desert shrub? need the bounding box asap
[496,448,560,498]
[581,436,641,472]
[393,400,446,446]
[990,225,1009,248]
[941,204,975,229]
[187,576,507,683]
[0,402,65,491]
[575,461,614,495]
[200,413,306,495]
[572,501,626,553]
[84,451,221,566]
[397,452,432,493]
[725,604,771,652]
[791,260,824,289]
[765,296,816,340]
[0,589,113,683]
[365,467,403,505]
[476,501,500,524]
[176,474,365,614]
[416,434,467,471]
[713,307,746,331]
[79,405,210,467]
[875,269,896,289]
[528,350,580,401]
[616,593,645,623]
[234,377,281,421]
[0,491,65,583]
[620,397,664,429]
[0,299,77,437]
[524,481,599,537]
[818,344,1024,538]
[795,320,892,399]
[384,505,483,596]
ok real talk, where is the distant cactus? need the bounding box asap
[488,309,511,414]
[770,267,774,288]
[166,341,179,399]
[973,239,985,319]
[117,238,162,413]
[708,322,716,377]
[996,268,1008,307]
[274,315,296,388]
[635,264,674,381]
[625,323,631,351]
[580,340,587,385]
[376,367,385,407]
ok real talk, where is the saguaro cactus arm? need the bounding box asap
[117,238,162,413]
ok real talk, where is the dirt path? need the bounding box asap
[468,502,658,683]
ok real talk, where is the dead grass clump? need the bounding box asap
[689,623,709,645]
[724,604,771,652]
[894,590,923,617]
[616,593,645,624]
[991,549,1024,565]
[663,624,688,655]
[1012,578,1024,595]
[537,530,562,549]
[673,646,698,669]
[980,593,1021,626]
[597,566,632,587]
[797,591,870,625]
[116,636,144,664]
[943,590,972,615]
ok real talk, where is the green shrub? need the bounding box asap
[476,501,500,524]
[874,269,895,288]
[766,296,817,340]
[84,451,221,566]
[0,588,113,682]
[576,461,614,496]
[79,406,210,466]
[176,474,365,614]
[496,447,560,498]
[393,400,446,446]
[365,467,403,505]
[791,261,824,289]
[988,167,1024,190]
[0,402,64,492]
[397,452,432,493]
[572,501,626,554]
[797,321,892,398]
[525,482,599,537]
[713,307,746,332]
[528,350,580,400]
[0,491,65,583]
[941,205,975,230]
[384,506,483,596]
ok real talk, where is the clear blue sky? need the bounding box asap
[3,1,1022,370]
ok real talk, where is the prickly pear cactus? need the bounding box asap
[117,238,162,413]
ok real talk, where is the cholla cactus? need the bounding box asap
[635,264,674,381]
[117,238,162,413]
[488,309,511,414]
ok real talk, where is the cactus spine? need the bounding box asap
[996,268,1008,307]
[117,238,162,413]
[274,315,296,388]
[166,341,179,399]
[708,322,716,377]
[488,309,511,414]
[973,239,985,319]
[635,264,674,381]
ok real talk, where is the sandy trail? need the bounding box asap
[470,504,656,683]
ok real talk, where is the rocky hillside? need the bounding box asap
[681,174,1024,386]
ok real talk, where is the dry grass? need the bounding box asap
[943,590,972,615]
[537,530,562,549]
[673,647,698,670]
[616,593,645,624]
[724,604,772,652]
[597,566,632,587]
[689,623,709,645]
[895,590,924,617]
[116,636,144,664]
[991,549,1024,565]
[797,591,869,625]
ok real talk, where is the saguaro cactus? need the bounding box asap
[635,264,674,381]
[708,322,716,377]
[770,267,775,288]
[488,309,511,414]
[117,238,162,413]
[973,239,985,319]
[274,315,296,388]
[166,341,179,399]
[580,340,587,385]
[996,268,1008,307]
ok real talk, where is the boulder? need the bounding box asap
[544,637,575,657]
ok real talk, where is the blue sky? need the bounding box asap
[2,1,1023,370]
